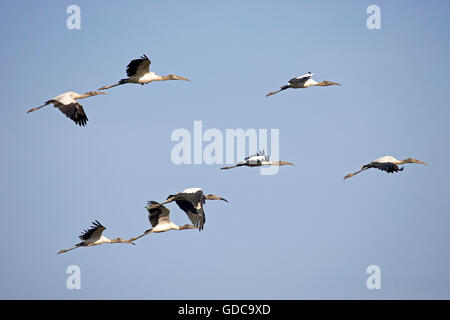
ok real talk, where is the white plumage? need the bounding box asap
[181,187,202,194]
[344,156,428,179]
[98,54,191,90]
[27,91,106,126]
[128,201,198,242]
[221,150,294,170]
[58,220,135,254]
[266,72,341,97]
[147,188,228,231]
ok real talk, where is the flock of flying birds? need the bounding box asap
[25,54,428,254]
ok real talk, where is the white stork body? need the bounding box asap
[148,188,228,231]
[370,156,403,171]
[344,156,428,180]
[84,234,112,246]
[289,73,318,88]
[58,220,135,254]
[151,221,180,233]
[247,154,268,164]
[129,201,198,242]
[266,72,341,97]
[27,91,106,126]
[136,71,161,84]
[98,54,191,90]
[221,150,294,170]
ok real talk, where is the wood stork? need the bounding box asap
[98,54,191,90]
[57,220,135,254]
[129,201,198,242]
[148,188,228,231]
[266,72,341,97]
[344,156,428,180]
[221,150,294,170]
[26,91,106,126]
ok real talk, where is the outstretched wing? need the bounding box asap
[176,200,205,230]
[54,101,88,126]
[245,150,263,161]
[289,72,313,84]
[174,190,206,230]
[126,54,151,77]
[374,163,403,173]
[146,201,171,227]
[79,220,105,241]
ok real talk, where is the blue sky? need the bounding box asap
[1,0,449,299]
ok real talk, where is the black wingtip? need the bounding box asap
[93,220,104,228]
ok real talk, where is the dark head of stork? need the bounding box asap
[205,194,228,202]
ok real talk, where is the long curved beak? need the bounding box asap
[329,81,342,86]
[206,194,228,202]
[217,196,229,202]
[214,195,228,202]
[416,160,428,166]
[275,161,295,166]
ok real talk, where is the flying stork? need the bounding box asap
[129,201,198,242]
[266,72,341,97]
[221,150,294,170]
[26,91,106,126]
[98,54,191,90]
[148,188,228,231]
[344,156,428,180]
[57,220,135,254]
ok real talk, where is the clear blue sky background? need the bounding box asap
[1,0,449,299]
